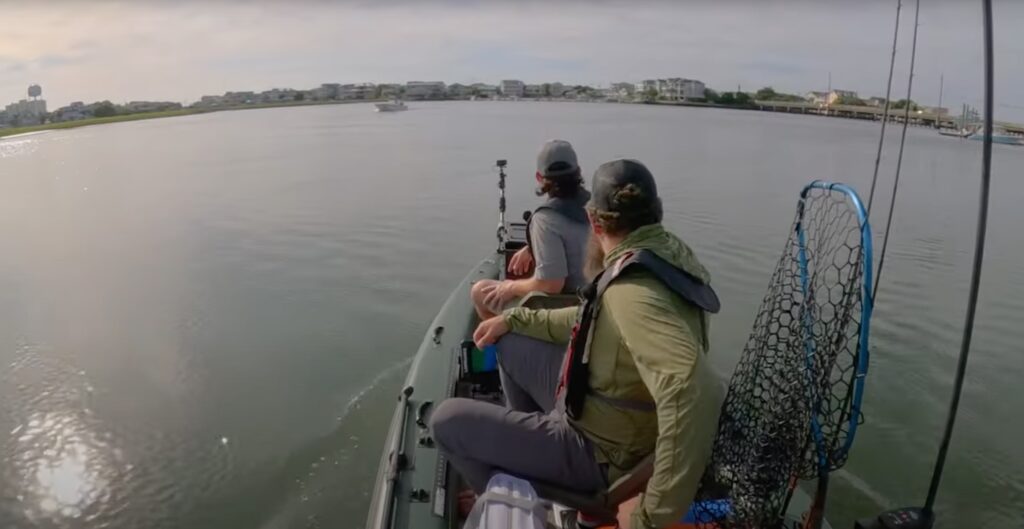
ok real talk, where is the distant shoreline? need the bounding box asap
[3,97,1008,139]
[0,98,769,139]
[0,99,368,138]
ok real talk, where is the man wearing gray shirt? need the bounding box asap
[471,140,590,319]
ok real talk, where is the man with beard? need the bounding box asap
[431,159,722,529]
[470,139,590,319]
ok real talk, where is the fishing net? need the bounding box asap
[694,182,873,528]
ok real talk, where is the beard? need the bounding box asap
[584,236,606,282]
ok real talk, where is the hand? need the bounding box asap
[616,495,641,529]
[473,315,509,348]
[483,280,518,309]
[509,246,534,275]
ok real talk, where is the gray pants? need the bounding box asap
[430,334,607,494]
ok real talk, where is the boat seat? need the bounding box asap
[529,454,655,520]
[518,292,579,311]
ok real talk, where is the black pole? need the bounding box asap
[923,0,995,514]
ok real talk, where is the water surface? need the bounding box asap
[1,102,1021,528]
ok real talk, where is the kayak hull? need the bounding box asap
[366,255,500,529]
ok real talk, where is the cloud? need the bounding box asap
[0,1,1020,121]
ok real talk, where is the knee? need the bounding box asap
[494,333,526,366]
[470,281,487,304]
[429,399,466,450]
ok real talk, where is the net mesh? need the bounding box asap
[694,184,870,528]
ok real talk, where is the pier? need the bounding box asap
[755,100,1024,135]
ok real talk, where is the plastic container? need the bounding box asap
[464,473,546,529]
[481,345,498,371]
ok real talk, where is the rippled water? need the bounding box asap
[0,102,1022,528]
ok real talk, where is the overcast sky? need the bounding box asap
[2,1,1022,121]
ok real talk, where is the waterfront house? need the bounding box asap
[805,91,829,105]
[447,83,472,99]
[405,81,446,100]
[500,80,525,98]
[827,89,859,105]
[339,83,376,100]
[470,83,499,99]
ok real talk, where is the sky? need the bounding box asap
[2,0,1022,121]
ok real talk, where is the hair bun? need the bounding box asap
[610,183,648,210]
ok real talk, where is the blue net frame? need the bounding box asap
[694,181,874,528]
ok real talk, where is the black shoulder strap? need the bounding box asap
[597,250,721,313]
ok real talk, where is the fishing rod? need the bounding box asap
[855,0,994,526]
[495,159,508,250]
[873,0,920,302]
[866,0,902,215]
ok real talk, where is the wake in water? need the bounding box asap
[252,357,414,529]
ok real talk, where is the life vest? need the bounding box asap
[556,249,721,420]
[524,192,590,256]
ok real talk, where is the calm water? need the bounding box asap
[0,102,1022,529]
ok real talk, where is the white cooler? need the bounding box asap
[464,473,548,529]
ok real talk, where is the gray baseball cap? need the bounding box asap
[589,159,659,213]
[536,140,580,178]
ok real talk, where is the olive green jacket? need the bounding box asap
[504,224,722,529]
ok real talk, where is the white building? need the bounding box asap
[635,80,658,97]
[805,91,829,105]
[500,80,525,98]
[405,81,446,100]
[339,83,376,100]
[470,83,498,99]
[611,82,635,98]
[548,82,566,97]
[679,79,706,100]
[655,78,705,100]
[3,99,47,125]
[310,84,341,101]
[827,89,859,105]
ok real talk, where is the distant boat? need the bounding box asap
[374,100,408,112]
[968,127,1023,146]
[938,127,973,138]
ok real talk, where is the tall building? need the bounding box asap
[655,78,706,100]
[3,99,47,126]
